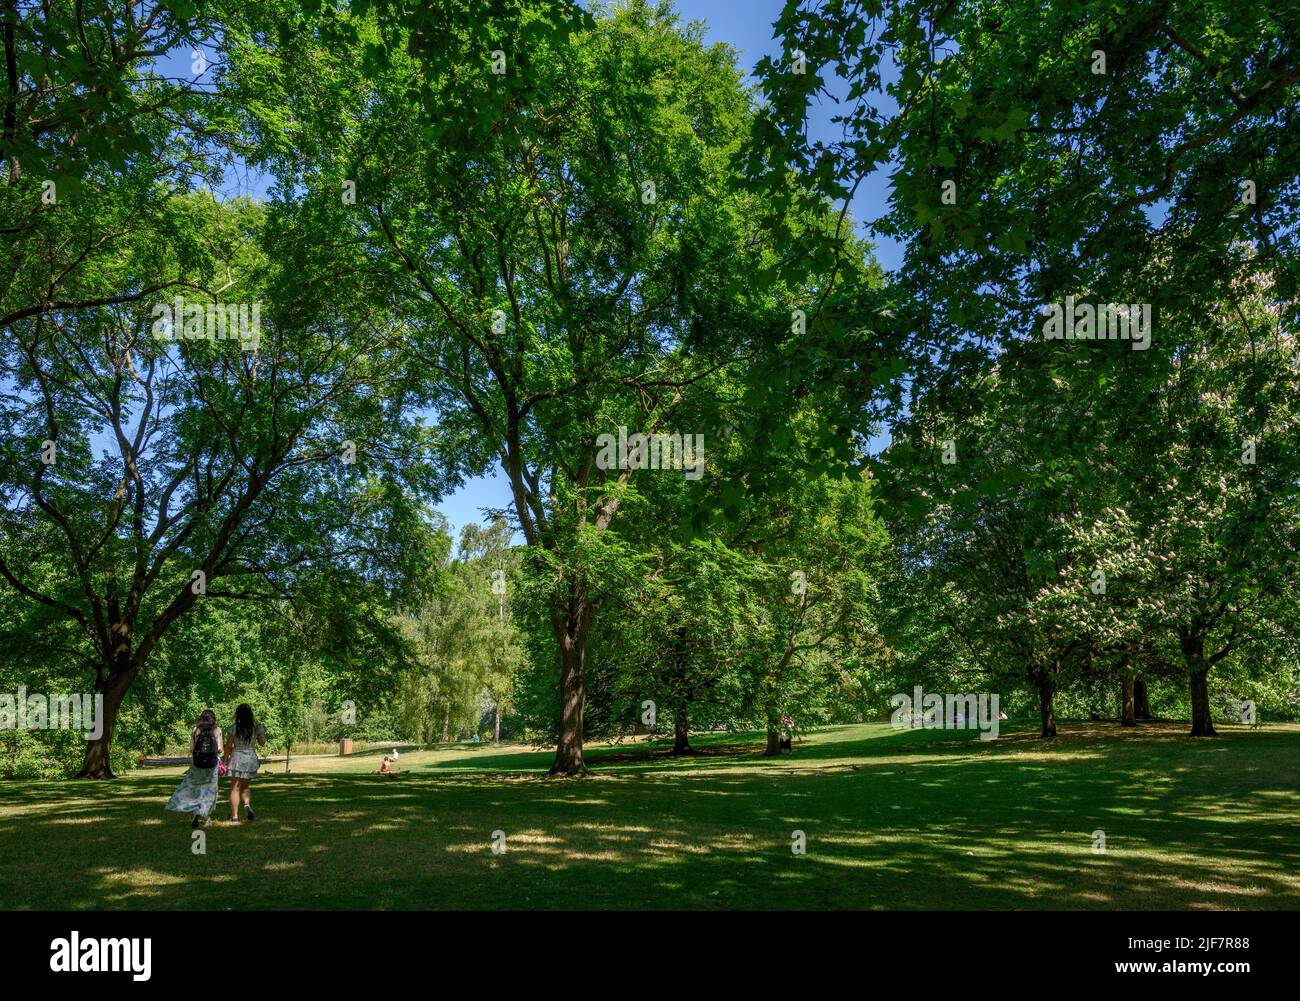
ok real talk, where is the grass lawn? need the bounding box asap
[2,721,1297,910]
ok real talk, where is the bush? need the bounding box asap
[0,729,70,780]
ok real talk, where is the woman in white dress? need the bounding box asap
[165,709,221,828]
[224,703,267,822]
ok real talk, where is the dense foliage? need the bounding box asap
[2,1,1296,780]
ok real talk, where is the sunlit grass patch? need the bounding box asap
[1,722,1297,910]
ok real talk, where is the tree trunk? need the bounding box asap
[1181,630,1216,737]
[494,703,501,744]
[1134,677,1151,720]
[1038,674,1057,738]
[1120,674,1136,727]
[671,708,694,755]
[76,678,128,778]
[763,710,782,757]
[549,625,587,776]
[440,705,450,743]
[1189,668,1216,737]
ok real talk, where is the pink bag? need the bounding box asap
[218,759,229,777]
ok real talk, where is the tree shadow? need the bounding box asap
[1,723,1297,910]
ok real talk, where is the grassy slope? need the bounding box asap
[1,721,1297,910]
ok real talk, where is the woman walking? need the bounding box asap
[165,709,222,828]
[224,703,267,822]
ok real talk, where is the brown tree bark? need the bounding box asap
[77,649,139,778]
[763,705,785,757]
[548,580,591,776]
[1189,668,1216,736]
[671,708,694,755]
[549,626,587,775]
[1038,673,1057,738]
[1133,677,1152,720]
[1120,674,1136,727]
[1181,630,1217,737]
[77,681,126,778]
[440,705,450,743]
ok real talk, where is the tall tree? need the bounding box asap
[228,0,881,773]
[758,1,1300,735]
[0,193,443,775]
[393,519,519,744]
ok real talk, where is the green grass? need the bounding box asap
[2,721,1298,910]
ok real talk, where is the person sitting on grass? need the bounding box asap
[779,713,795,754]
[376,754,399,776]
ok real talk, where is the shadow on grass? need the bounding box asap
[1,722,1297,910]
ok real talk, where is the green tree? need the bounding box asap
[0,193,443,775]
[393,519,521,744]
[759,1,1300,736]
[228,0,879,773]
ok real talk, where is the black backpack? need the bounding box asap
[193,729,218,769]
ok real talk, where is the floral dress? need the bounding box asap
[226,723,266,779]
[165,727,220,818]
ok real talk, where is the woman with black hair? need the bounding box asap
[165,709,222,828]
[224,703,267,822]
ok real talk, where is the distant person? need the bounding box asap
[165,709,222,829]
[376,754,398,776]
[224,703,267,822]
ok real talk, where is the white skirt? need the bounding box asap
[165,765,219,816]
